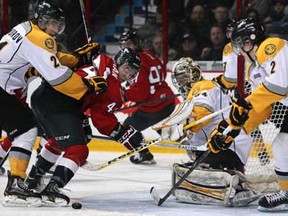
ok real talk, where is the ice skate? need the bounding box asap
[41,182,70,207]
[258,191,288,212]
[2,171,41,207]
[130,151,156,164]
[25,165,46,192]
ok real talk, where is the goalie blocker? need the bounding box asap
[172,163,260,206]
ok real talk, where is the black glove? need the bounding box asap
[207,120,240,153]
[228,91,252,129]
[74,42,101,67]
[81,114,92,143]
[82,76,107,93]
[110,123,144,150]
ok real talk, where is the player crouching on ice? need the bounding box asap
[154,57,260,206]
[25,47,148,206]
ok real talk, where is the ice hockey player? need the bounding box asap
[0,0,106,207]
[208,17,288,212]
[119,29,176,164]
[156,57,259,206]
[25,47,148,206]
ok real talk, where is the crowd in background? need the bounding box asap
[1,0,288,61]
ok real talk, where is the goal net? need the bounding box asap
[243,81,288,193]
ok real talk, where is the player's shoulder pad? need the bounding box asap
[223,42,233,57]
[187,80,216,99]
[256,37,285,65]
[26,21,57,53]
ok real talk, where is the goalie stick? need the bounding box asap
[81,137,162,171]
[150,126,232,206]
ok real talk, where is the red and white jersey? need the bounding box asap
[0,21,87,100]
[76,54,124,135]
[124,50,175,112]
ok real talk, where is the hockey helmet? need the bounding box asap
[115,47,141,81]
[172,57,202,98]
[119,29,140,47]
[34,1,65,34]
[231,18,265,54]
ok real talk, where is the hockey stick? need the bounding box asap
[115,94,180,112]
[150,126,232,206]
[79,0,90,43]
[183,105,231,131]
[0,149,10,174]
[81,137,162,171]
[91,134,180,148]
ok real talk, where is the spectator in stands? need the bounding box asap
[176,32,201,60]
[230,0,273,21]
[181,4,211,49]
[211,3,230,29]
[200,25,227,61]
[151,32,163,60]
[244,7,261,22]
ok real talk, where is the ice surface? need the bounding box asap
[0,152,268,216]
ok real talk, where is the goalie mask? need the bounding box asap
[231,18,265,55]
[172,57,202,98]
[34,1,65,35]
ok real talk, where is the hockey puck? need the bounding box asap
[72,202,82,209]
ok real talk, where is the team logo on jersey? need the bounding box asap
[45,38,54,49]
[264,44,276,55]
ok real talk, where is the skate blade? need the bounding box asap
[258,204,288,212]
[2,195,42,207]
[133,159,157,165]
[41,196,69,207]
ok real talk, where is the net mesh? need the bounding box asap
[244,81,288,192]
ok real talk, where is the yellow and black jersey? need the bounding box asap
[248,37,288,112]
[0,21,87,100]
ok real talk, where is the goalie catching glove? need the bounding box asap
[110,123,144,150]
[229,91,252,129]
[74,42,102,67]
[207,120,240,153]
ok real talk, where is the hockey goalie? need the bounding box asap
[154,57,260,207]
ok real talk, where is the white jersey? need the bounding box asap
[187,80,253,164]
[0,21,86,99]
[248,37,288,112]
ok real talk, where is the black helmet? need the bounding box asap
[34,1,65,34]
[231,18,265,52]
[119,29,140,46]
[114,47,141,72]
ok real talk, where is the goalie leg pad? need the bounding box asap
[172,163,260,206]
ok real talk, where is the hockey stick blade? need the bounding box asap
[81,137,162,171]
[150,187,161,205]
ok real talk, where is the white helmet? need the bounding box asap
[171,57,202,98]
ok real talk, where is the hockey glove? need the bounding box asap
[110,123,144,150]
[228,91,252,129]
[81,114,92,143]
[82,76,107,93]
[74,42,101,67]
[207,120,240,153]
